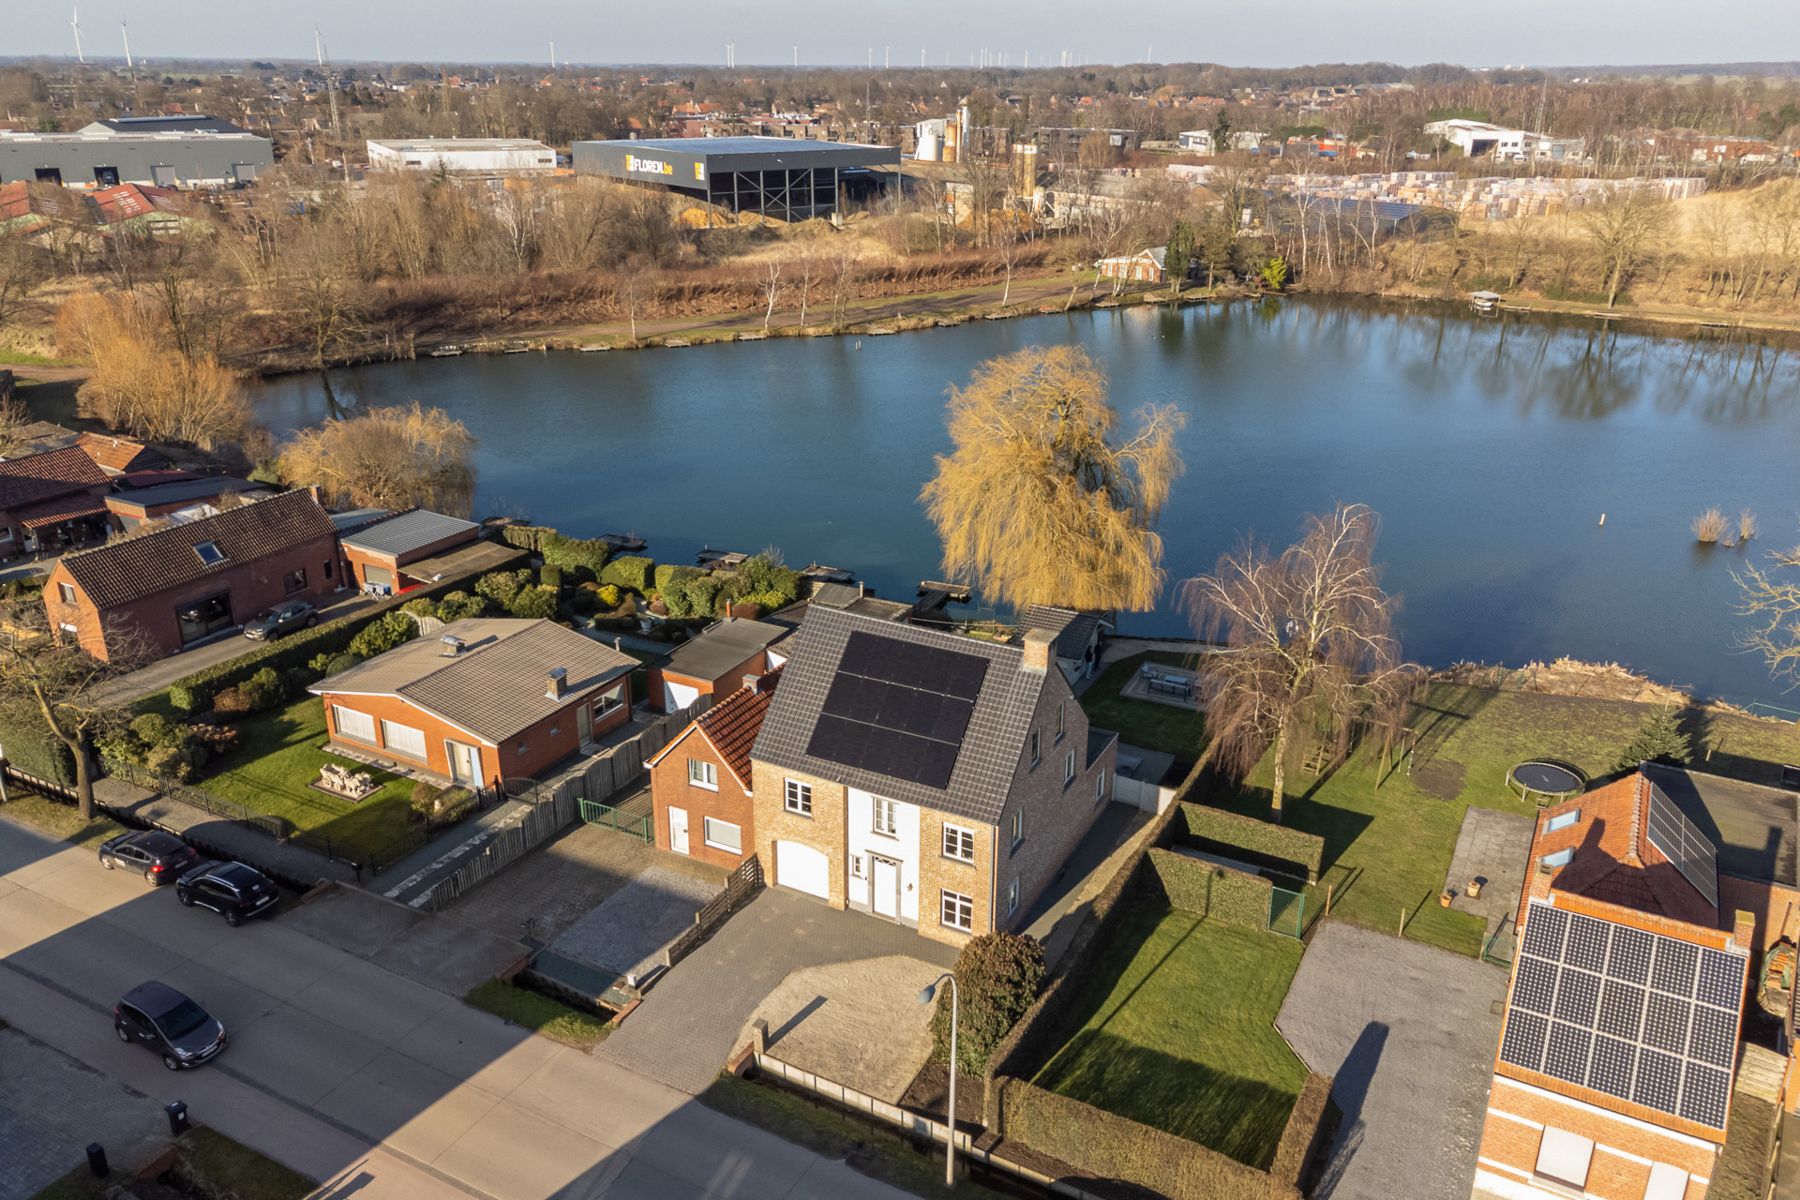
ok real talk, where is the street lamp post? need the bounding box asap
[918,972,959,1187]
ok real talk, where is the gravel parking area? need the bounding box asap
[549,865,723,983]
[0,1026,168,1197]
[1276,921,1506,1200]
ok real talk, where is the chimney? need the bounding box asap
[1732,909,1757,955]
[742,673,762,692]
[546,666,567,700]
[440,635,464,656]
[1022,628,1054,673]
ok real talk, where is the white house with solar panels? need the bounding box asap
[1474,765,1799,1200]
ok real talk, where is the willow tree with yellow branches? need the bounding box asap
[920,346,1186,613]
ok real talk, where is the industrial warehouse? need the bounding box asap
[0,115,272,188]
[366,137,559,174]
[571,135,899,221]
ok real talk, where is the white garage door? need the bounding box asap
[775,841,830,899]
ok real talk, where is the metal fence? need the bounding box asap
[578,798,650,842]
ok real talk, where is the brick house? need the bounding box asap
[104,477,264,530]
[0,445,114,561]
[43,489,341,661]
[75,431,169,476]
[645,618,790,713]
[1476,769,1763,1200]
[1018,605,1112,683]
[1096,245,1170,284]
[748,605,1118,947]
[645,669,781,868]
[310,617,636,789]
[338,509,481,595]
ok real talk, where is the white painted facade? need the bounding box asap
[846,787,920,925]
[366,138,558,174]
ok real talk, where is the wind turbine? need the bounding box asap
[71,6,85,64]
[120,21,133,70]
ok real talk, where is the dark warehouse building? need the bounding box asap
[571,136,899,221]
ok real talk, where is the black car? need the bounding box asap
[175,860,280,926]
[98,830,200,885]
[115,981,226,1071]
[243,600,318,641]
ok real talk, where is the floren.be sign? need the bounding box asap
[626,155,674,176]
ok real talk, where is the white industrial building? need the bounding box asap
[365,138,559,174]
[1176,129,1267,154]
[1423,120,1585,163]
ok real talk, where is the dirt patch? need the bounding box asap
[898,1060,987,1128]
[1412,758,1466,800]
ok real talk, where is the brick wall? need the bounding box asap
[751,765,848,908]
[918,809,997,946]
[44,531,340,662]
[650,724,755,868]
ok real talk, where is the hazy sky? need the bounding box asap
[6,0,1799,69]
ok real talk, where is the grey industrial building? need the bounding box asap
[0,115,272,188]
[571,136,898,220]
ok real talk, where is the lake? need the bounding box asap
[252,299,1800,703]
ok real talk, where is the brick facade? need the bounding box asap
[751,766,849,909]
[1479,1077,1720,1200]
[650,724,756,868]
[43,533,340,661]
[646,648,768,714]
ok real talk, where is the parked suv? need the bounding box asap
[97,830,200,885]
[115,981,226,1071]
[243,600,317,641]
[174,861,280,925]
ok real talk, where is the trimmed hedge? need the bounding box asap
[498,524,555,552]
[996,1077,1300,1200]
[1142,847,1275,929]
[0,704,76,785]
[539,532,612,581]
[1174,802,1325,883]
[601,555,655,593]
[1270,1072,1336,1188]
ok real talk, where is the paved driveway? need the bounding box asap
[0,1025,167,1198]
[1276,921,1507,1200]
[600,889,957,1094]
[0,815,921,1200]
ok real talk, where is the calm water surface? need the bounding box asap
[253,300,1800,702]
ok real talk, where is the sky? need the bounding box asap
[4,0,1800,69]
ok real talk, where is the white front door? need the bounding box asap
[669,806,690,855]
[871,855,901,920]
[446,740,481,786]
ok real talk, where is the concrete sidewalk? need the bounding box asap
[94,777,357,888]
[370,798,533,906]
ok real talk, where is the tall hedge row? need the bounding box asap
[1174,802,1325,883]
[995,1078,1300,1200]
[1270,1072,1337,1189]
[600,555,656,593]
[0,704,76,785]
[1142,847,1274,929]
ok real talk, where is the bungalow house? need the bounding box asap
[646,669,781,868]
[75,431,169,477]
[1096,245,1171,284]
[1476,768,1770,1200]
[1018,605,1111,683]
[339,509,482,595]
[645,618,790,713]
[748,605,1118,947]
[44,489,340,661]
[104,477,265,530]
[310,618,637,789]
[0,445,114,561]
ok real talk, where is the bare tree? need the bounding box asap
[0,235,47,331]
[1183,503,1421,816]
[828,246,861,331]
[0,390,34,458]
[791,251,819,327]
[760,258,784,331]
[992,225,1023,307]
[1579,186,1674,308]
[0,601,146,820]
[286,221,368,368]
[921,346,1185,612]
[1735,538,1800,686]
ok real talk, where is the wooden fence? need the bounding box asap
[664,854,765,970]
[416,789,579,911]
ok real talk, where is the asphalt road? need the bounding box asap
[0,816,920,1200]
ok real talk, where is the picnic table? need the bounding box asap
[1140,665,1193,697]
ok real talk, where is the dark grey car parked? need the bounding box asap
[98,830,200,885]
[175,860,279,926]
[115,981,226,1071]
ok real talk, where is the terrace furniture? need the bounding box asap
[1148,673,1193,697]
[316,762,378,801]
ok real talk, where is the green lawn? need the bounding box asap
[464,980,611,1051]
[1079,651,1207,760]
[194,697,420,868]
[1033,906,1307,1169]
[1205,684,1800,958]
[0,795,123,847]
[32,1126,313,1200]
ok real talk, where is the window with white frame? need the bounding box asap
[703,817,742,854]
[1533,1127,1593,1191]
[380,719,427,760]
[58,582,77,605]
[1540,847,1574,870]
[1064,749,1076,784]
[333,705,376,744]
[1056,702,1066,742]
[872,796,898,836]
[1006,878,1020,917]
[593,681,625,717]
[1096,769,1109,804]
[942,823,976,863]
[941,889,974,933]
[1545,809,1579,833]
[1010,808,1025,852]
[688,759,718,790]
[784,779,813,816]
[850,854,865,878]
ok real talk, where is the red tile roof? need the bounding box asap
[15,496,109,529]
[0,445,110,511]
[683,668,782,793]
[76,432,165,474]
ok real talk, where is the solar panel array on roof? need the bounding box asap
[804,631,989,790]
[1499,901,1745,1130]
[1645,783,1721,908]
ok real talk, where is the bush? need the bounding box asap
[142,742,192,782]
[212,686,253,716]
[539,531,611,582]
[432,786,477,827]
[600,555,655,593]
[1693,507,1727,543]
[568,586,599,614]
[656,566,705,618]
[508,585,559,619]
[435,590,487,622]
[325,651,362,676]
[930,931,1046,1077]
[540,564,563,591]
[721,554,800,612]
[596,583,623,609]
[499,524,555,552]
[682,574,724,619]
[188,723,240,760]
[1172,803,1325,882]
[410,780,442,820]
[240,667,286,712]
[1616,707,1693,772]
[348,611,418,659]
[475,569,532,607]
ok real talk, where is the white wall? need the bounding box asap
[846,787,920,924]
